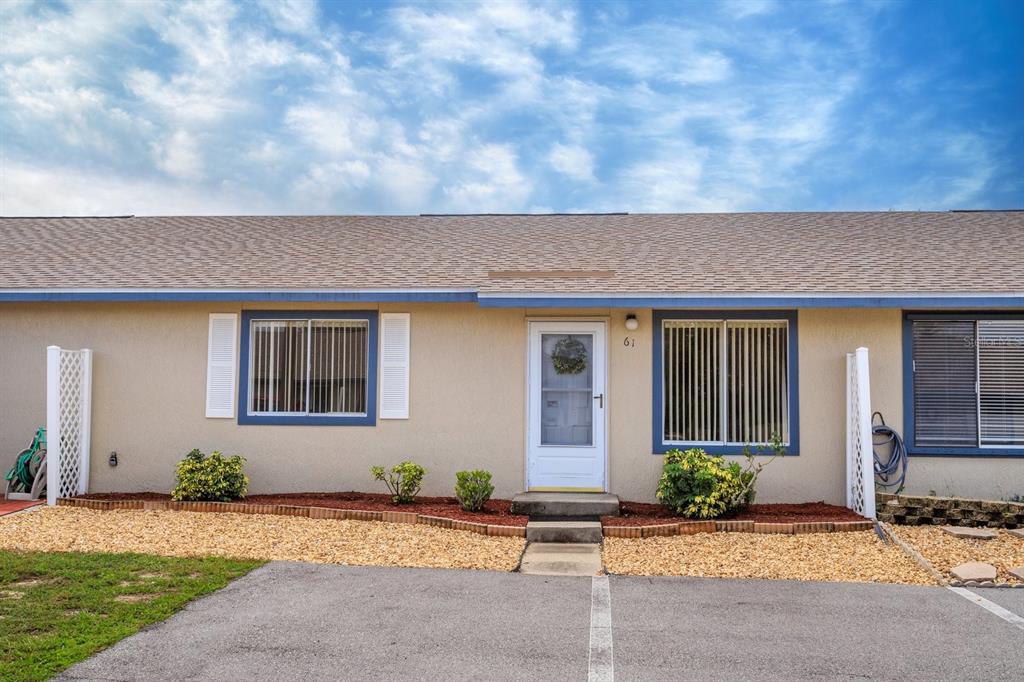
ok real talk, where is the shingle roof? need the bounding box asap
[1,212,1022,295]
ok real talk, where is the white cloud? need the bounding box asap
[723,0,779,20]
[388,2,576,85]
[444,144,531,212]
[589,26,733,85]
[284,102,381,156]
[0,162,267,216]
[257,0,319,35]
[548,143,595,183]
[151,130,203,181]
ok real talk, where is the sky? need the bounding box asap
[0,0,1021,216]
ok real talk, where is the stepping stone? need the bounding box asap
[526,520,603,543]
[511,492,620,517]
[950,562,997,582]
[941,526,996,540]
[519,543,603,577]
[1007,528,1024,539]
[1009,567,1024,582]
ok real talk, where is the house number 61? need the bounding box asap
[623,337,636,348]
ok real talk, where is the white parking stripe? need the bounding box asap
[948,586,1024,631]
[589,575,614,682]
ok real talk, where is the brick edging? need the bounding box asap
[57,498,874,538]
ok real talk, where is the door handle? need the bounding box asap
[593,393,604,409]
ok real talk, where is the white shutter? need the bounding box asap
[205,313,238,418]
[380,312,410,419]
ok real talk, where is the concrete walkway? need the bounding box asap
[59,563,1024,681]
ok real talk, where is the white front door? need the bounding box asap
[527,321,607,491]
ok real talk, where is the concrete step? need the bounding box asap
[519,543,603,576]
[511,492,620,517]
[526,520,603,543]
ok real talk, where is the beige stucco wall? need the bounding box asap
[2,303,1019,503]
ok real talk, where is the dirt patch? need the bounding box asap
[0,506,524,572]
[603,501,864,526]
[114,593,160,603]
[0,590,26,600]
[604,531,934,585]
[78,491,530,527]
[9,578,58,588]
[889,526,1024,583]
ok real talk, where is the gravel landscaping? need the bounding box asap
[0,507,524,572]
[603,531,935,585]
[888,526,1024,584]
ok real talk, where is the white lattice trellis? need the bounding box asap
[46,346,93,505]
[846,347,875,519]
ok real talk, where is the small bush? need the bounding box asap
[371,460,425,504]
[733,433,787,510]
[454,470,494,512]
[656,448,743,519]
[171,449,248,502]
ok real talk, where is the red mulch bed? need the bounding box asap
[76,492,529,526]
[77,492,860,528]
[601,500,865,526]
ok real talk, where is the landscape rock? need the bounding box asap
[1008,567,1024,582]
[950,562,997,582]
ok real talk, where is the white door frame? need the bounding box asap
[525,319,608,492]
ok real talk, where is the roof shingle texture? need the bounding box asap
[1,212,1021,294]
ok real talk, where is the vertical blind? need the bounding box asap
[250,319,369,415]
[912,319,1024,447]
[663,320,789,445]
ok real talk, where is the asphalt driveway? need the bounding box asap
[58,563,1024,681]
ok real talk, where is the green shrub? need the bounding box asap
[371,460,425,504]
[734,433,787,510]
[656,448,743,519]
[454,470,495,512]
[171,449,248,502]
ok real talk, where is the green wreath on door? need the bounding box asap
[551,336,588,375]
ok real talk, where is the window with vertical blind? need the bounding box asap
[238,311,378,425]
[907,315,1024,453]
[653,312,798,455]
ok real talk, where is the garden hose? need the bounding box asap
[872,412,907,493]
[5,449,38,491]
[4,427,46,493]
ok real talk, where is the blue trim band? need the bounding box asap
[651,310,800,456]
[0,291,475,303]
[238,310,378,426]
[903,310,1024,457]
[3,291,1023,309]
[479,295,1024,309]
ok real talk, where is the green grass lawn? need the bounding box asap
[0,549,263,682]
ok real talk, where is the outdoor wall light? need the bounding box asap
[625,314,639,331]
[109,451,118,467]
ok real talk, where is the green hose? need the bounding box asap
[4,427,46,492]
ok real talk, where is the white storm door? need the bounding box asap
[527,321,607,491]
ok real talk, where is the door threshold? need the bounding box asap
[527,487,606,493]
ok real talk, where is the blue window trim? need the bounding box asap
[651,310,800,456]
[903,310,1024,458]
[238,310,378,426]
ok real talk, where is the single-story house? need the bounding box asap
[1,211,1022,504]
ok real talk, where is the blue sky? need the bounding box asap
[1,0,1021,215]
